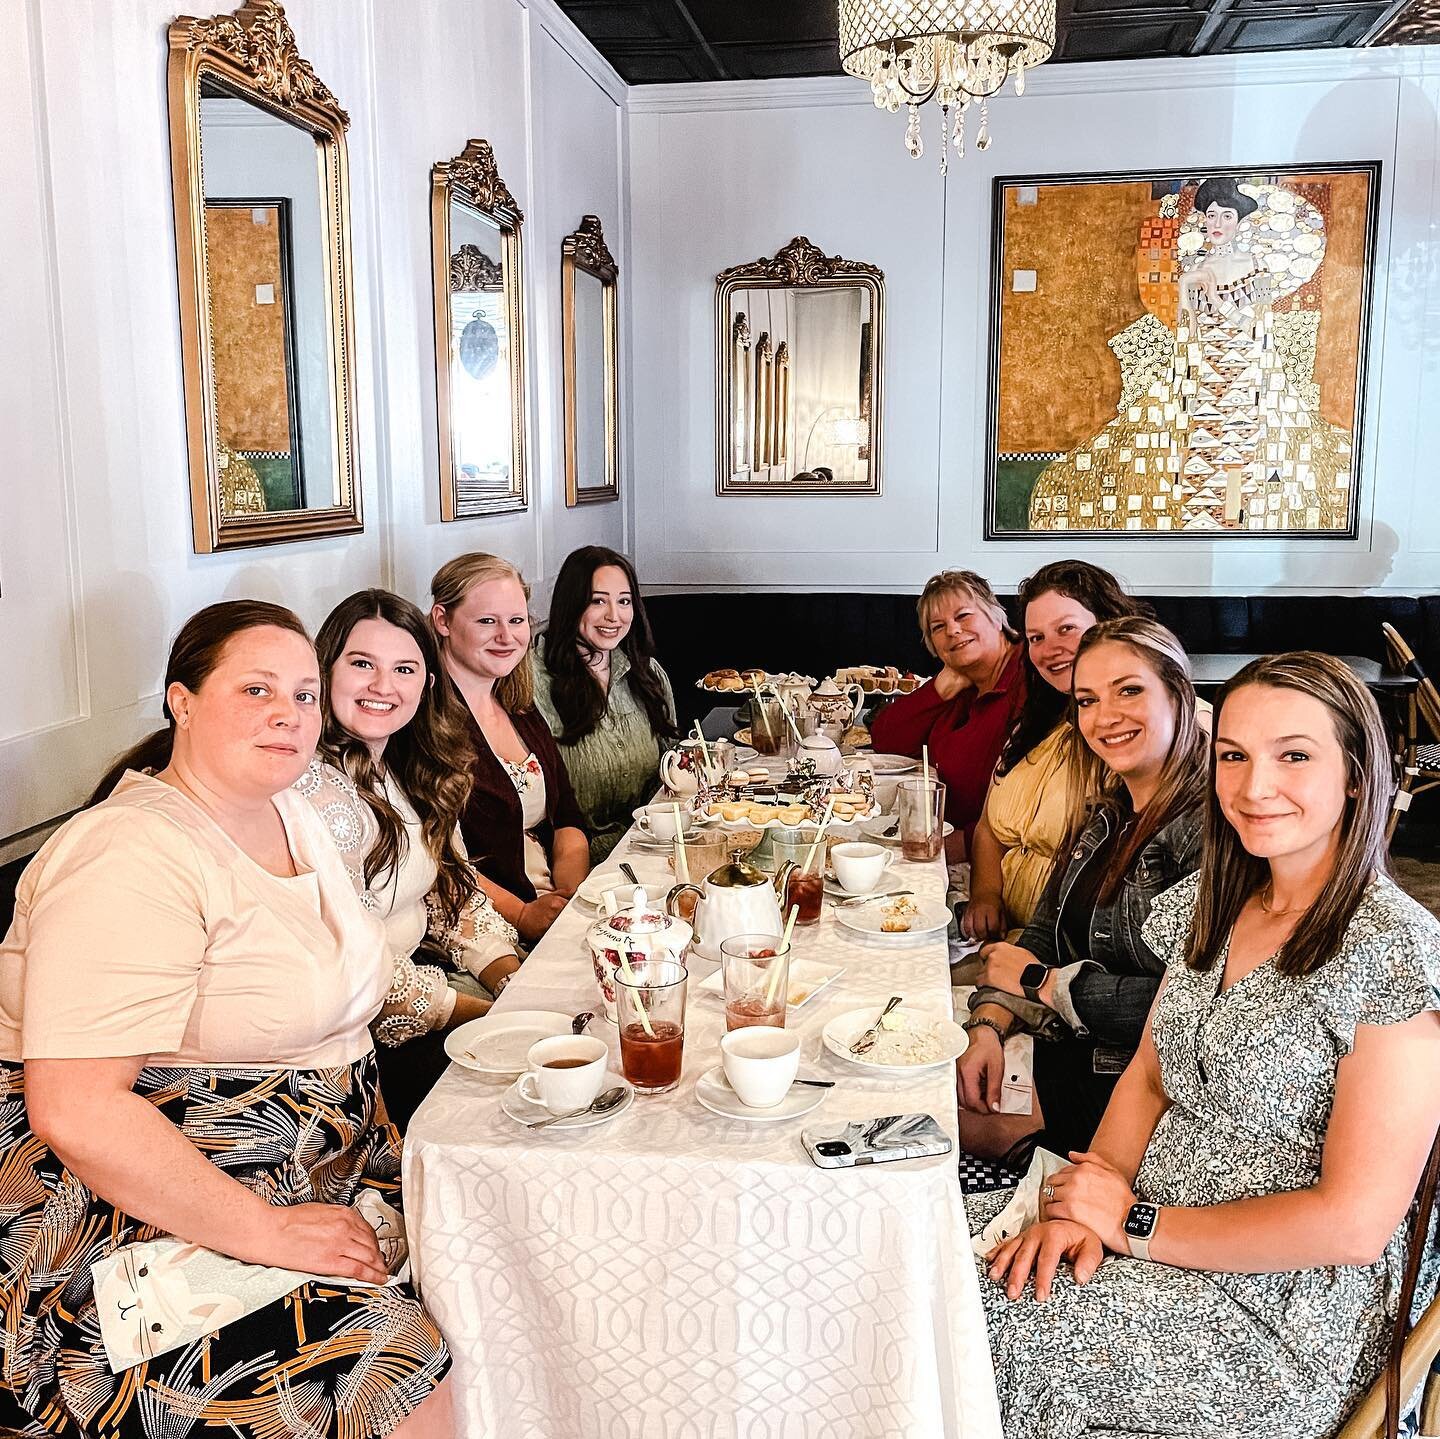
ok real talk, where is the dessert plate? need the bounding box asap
[696,959,845,1009]
[821,1007,968,1072]
[834,899,951,939]
[446,1011,573,1076]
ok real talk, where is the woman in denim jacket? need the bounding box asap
[957,619,1206,1165]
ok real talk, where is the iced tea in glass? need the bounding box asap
[719,934,791,1030]
[614,956,687,1094]
[898,778,946,862]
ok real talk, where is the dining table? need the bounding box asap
[404,773,1004,1437]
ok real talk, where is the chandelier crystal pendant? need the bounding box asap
[839,1,1056,173]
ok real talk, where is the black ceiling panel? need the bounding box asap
[554,0,1436,82]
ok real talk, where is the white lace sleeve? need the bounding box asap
[425,885,521,980]
[293,759,457,1045]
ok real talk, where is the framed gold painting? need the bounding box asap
[985,163,1380,539]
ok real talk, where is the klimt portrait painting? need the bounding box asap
[986,164,1380,538]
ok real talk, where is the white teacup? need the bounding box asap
[517,1035,608,1113]
[720,1028,801,1109]
[641,803,692,843]
[831,841,889,895]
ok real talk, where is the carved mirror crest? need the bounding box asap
[431,139,528,520]
[715,236,884,496]
[562,215,619,507]
[168,0,361,551]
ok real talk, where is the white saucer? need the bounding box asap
[575,859,674,908]
[822,854,897,898]
[868,753,920,775]
[501,1070,635,1130]
[860,814,956,849]
[696,958,845,1009]
[446,1010,574,1076]
[694,1066,826,1123]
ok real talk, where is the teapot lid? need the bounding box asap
[813,677,842,695]
[708,848,767,888]
[595,887,674,935]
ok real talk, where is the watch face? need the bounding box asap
[1124,1202,1158,1239]
[1020,963,1048,992]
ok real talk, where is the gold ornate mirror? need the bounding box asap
[562,216,619,507]
[715,236,884,496]
[431,140,528,520]
[168,1,361,552]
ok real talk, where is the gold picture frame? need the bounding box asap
[715,236,884,496]
[167,0,361,552]
[562,215,619,507]
[431,139,528,520]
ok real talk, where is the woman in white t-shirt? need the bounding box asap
[305,589,523,1127]
[0,600,451,1437]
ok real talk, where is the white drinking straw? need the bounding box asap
[801,796,836,876]
[781,696,805,747]
[673,803,689,883]
[692,721,713,774]
[615,948,656,1037]
[752,680,773,739]
[921,744,933,838]
[763,908,800,1008]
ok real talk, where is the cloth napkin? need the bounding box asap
[91,1189,408,1372]
[971,1147,1069,1258]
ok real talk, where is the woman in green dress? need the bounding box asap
[534,547,678,862]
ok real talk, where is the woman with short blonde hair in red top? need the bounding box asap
[870,569,1026,856]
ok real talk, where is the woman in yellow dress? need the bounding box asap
[962,562,1148,941]
[1028,175,1354,533]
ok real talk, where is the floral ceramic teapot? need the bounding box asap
[586,888,694,1025]
[807,677,865,730]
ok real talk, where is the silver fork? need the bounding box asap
[849,995,904,1055]
[836,888,914,909]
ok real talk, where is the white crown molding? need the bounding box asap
[516,0,629,107]
[624,44,1440,115]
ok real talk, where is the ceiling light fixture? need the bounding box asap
[839,1,1056,173]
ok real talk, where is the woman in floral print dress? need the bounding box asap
[972,652,1440,1438]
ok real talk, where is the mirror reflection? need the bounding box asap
[447,204,513,505]
[431,138,527,520]
[715,237,883,496]
[199,80,338,515]
[562,214,618,506]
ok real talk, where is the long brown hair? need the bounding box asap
[998,560,1152,775]
[88,600,311,805]
[540,546,677,745]
[1066,618,1208,905]
[1184,652,1394,979]
[315,590,476,928]
[430,552,535,713]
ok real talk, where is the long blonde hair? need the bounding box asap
[429,552,535,713]
[1065,618,1208,905]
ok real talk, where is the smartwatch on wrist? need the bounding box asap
[1019,962,1049,1003]
[1123,1201,1158,1260]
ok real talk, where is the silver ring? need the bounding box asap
[1042,1183,1056,1201]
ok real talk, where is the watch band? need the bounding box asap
[1123,1201,1159,1261]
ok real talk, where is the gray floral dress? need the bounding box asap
[971,871,1440,1438]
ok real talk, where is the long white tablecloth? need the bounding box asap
[405,827,1002,1438]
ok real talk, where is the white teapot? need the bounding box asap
[586,887,694,1025]
[666,849,790,962]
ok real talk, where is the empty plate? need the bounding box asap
[868,753,920,774]
[694,1067,826,1123]
[445,1010,573,1076]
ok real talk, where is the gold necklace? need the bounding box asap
[1258,884,1308,916]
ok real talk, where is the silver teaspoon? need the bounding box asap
[523,1086,627,1130]
[571,1010,595,1034]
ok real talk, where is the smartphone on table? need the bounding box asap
[801,1113,952,1169]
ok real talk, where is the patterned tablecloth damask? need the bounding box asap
[405,827,1003,1439]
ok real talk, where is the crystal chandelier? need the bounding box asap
[839,1,1056,173]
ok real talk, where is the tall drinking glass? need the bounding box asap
[719,933,791,1030]
[898,777,946,862]
[614,956,687,1094]
[749,695,790,757]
